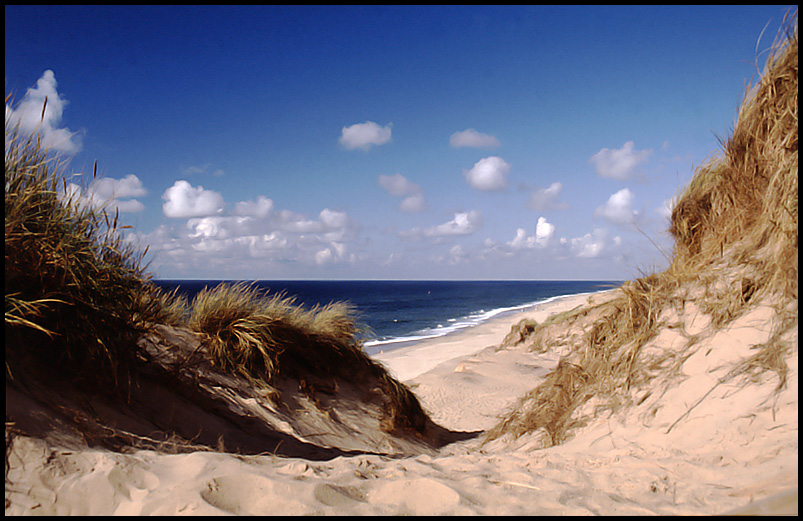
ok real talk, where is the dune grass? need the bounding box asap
[186,282,366,384]
[488,14,797,447]
[4,119,171,388]
[186,281,428,434]
[5,110,428,438]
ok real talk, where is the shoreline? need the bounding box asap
[362,288,616,355]
[372,289,616,382]
[6,284,796,515]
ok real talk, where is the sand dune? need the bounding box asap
[5,290,797,515]
[5,11,798,517]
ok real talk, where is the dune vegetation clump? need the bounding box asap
[4,118,174,390]
[489,15,797,447]
[5,107,430,445]
[187,281,429,434]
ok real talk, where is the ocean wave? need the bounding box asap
[363,290,603,355]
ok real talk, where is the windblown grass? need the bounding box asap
[5,96,428,440]
[4,117,174,388]
[488,13,797,447]
[187,281,428,434]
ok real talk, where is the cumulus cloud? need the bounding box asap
[234,196,274,218]
[90,174,147,213]
[315,242,347,266]
[439,244,469,266]
[378,173,417,197]
[588,141,652,180]
[463,156,510,191]
[162,180,225,218]
[527,182,568,211]
[145,196,360,275]
[449,129,500,148]
[508,217,555,249]
[570,228,608,258]
[378,173,426,212]
[535,217,556,246]
[339,121,392,150]
[400,211,483,240]
[398,192,426,213]
[5,70,82,153]
[61,174,147,213]
[594,188,640,226]
[425,211,482,237]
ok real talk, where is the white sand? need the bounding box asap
[5,289,798,515]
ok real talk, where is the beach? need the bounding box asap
[6,287,796,515]
[6,8,798,515]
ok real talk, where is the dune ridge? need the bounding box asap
[5,12,797,516]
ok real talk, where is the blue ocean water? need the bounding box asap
[154,280,621,355]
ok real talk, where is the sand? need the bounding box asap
[5,289,798,515]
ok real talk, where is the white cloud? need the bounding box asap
[535,216,556,246]
[508,228,535,249]
[378,173,417,197]
[234,196,274,218]
[378,173,426,212]
[464,156,510,191]
[449,129,500,148]
[90,174,148,206]
[588,141,652,180]
[315,242,348,265]
[527,182,568,211]
[425,211,482,237]
[401,211,483,240]
[319,208,349,231]
[339,121,392,150]
[5,70,82,153]
[570,228,608,258]
[61,174,147,213]
[594,188,639,226]
[162,180,225,218]
[440,244,468,265]
[398,192,426,213]
[507,216,555,249]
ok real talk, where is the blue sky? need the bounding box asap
[5,5,793,280]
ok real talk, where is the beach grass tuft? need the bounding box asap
[4,116,176,388]
[186,281,428,434]
[5,99,428,441]
[488,12,797,447]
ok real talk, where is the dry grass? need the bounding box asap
[4,118,175,389]
[5,98,429,443]
[187,282,364,384]
[186,281,428,435]
[487,13,797,447]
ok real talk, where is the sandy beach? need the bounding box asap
[6,288,797,515]
[6,7,798,516]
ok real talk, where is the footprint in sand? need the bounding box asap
[201,475,308,515]
[313,483,366,507]
[366,477,462,515]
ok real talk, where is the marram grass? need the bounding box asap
[5,119,170,386]
[5,111,427,436]
[488,15,797,447]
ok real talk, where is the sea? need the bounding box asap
[154,280,621,356]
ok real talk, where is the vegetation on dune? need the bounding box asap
[4,120,168,388]
[186,281,429,434]
[5,106,428,444]
[488,14,798,447]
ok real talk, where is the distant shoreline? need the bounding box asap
[372,289,617,382]
[363,288,615,355]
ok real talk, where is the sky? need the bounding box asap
[5,5,794,281]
